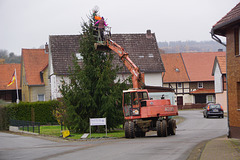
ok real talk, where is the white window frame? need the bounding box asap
[38,94,45,101]
[76,53,83,60]
[206,95,215,103]
[198,82,203,88]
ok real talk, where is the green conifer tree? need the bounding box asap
[60,11,129,133]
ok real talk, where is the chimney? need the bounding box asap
[218,49,223,52]
[45,42,49,53]
[146,29,152,38]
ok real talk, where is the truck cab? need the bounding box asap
[123,89,149,118]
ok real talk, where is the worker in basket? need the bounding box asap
[95,17,107,41]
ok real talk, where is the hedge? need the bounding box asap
[5,100,59,125]
[0,105,9,130]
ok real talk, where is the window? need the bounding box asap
[238,82,240,107]
[206,95,215,103]
[38,94,45,101]
[234,27,240,56]
[177,83,182,88]
[148,53,154,58]
[76,53,83,60]
[198,82,203,88]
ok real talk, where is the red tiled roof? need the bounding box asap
[22,49,48,86]
[0,64,21,90]
[212,2,240,35]
[181,52,226,82]
[214,56,226,74]
[161,53,189,83]
[190,88,215,94]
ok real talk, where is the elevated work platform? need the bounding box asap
[94,41,111,51]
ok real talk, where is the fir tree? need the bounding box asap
[60,11,129,133]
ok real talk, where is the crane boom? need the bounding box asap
[106,39,145,89]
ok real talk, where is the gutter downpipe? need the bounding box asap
[211,28,230,137]
[210,29,226,47]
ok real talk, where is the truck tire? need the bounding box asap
[124,121,130,138]
[156,120,162,137]
[168,119,176,135]
[157,120,167,137]
[129,121,135,138]
[162,120,168,137]
[141,131,146,137]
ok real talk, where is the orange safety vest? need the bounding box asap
[95,16,102,20]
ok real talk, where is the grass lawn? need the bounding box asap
[40,125,125,139]
[39,116,182,139]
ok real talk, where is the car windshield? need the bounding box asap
[209,104,221,109]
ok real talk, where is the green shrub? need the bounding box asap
[0,106,9,130]
[6,100,59,124]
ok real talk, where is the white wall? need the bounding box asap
[216,91,227,111]
[145,73,163,86]
[116,72,163,86]
[214,63,223,93]
[50,75,70,100]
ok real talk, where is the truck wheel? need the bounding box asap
[129,121,135,138]
[157,120,167,137]
[141,131,146,137]
[124,121,130,138]
[156,120,162,137]
[162,120,168,137]
[156,120,168,137]
[135,131,141,137]
[168,119,176,135]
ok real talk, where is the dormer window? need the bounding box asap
[76,53,83,60]
[148,54,154,58]
[198,82,203,88]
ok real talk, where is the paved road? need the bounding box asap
[0,110,227,160]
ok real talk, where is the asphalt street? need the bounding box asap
[0,110,227,160]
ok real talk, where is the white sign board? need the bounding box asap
[89,118,107,138]
[90,118,106,126]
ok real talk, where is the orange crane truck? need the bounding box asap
[95,29,178,138]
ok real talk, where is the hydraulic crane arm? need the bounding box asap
[106,39,145,89]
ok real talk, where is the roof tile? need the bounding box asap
[161,53,189,83]
[213,2,240,28]
[0,64,21,90]
[49,32,165,75]
[181,52,226,82]
[22,49,48,85]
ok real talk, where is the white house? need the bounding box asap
[48,30,165,100]
[212,56,227,111]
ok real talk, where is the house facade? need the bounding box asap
[212,56,227,111]
[49,30,165,100]
[211,2,240,138]
[161,52,225,106]
[0,63,21,102]
[21,47,50,102]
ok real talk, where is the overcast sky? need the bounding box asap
[0,0,238,55]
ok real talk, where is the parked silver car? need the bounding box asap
[203,103,224,118]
